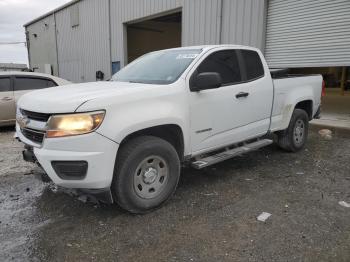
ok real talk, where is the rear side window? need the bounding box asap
[46,80,56,87]
[14,77,57,91]
[241,50,264,80]
[195,50,241,85]
[0,77,11,92]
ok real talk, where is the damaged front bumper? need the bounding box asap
[17,127,117,205]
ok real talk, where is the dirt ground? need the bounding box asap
[0,127,349,262]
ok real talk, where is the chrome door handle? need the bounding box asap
[1,97,13,101]
[235,92,249,98]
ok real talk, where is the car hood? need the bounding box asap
[18,81,155,113]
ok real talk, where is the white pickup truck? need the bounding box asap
[17,45,323,213]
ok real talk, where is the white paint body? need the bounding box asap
[16,45,322,190]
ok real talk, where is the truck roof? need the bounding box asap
[167,44,261,52]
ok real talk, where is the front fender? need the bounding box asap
[84,97,190,155]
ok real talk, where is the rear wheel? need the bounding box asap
[277,109,309,152]
[112,136,180,214]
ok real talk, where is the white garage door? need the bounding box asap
[265,0,350,68]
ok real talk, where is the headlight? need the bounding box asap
[46,111,105,138]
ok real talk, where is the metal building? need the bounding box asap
[24,0,266,83]
[24,0,350,91]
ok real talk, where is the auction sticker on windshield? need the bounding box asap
[176,54,199,59]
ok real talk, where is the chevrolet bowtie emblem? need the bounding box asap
[17,115,29,129]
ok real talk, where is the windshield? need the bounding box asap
[111,49,202,85]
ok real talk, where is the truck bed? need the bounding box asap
[270,68,318,80]
[269,73,323,132]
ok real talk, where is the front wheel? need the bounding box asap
[111,136,180,214]
[277,109,309,152]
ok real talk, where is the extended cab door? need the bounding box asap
[188,48,273,154]
[0,76,15,124]
[14,76,57,106]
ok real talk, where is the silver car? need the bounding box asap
[0,72,71,127]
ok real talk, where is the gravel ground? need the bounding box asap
[0,127,349,262]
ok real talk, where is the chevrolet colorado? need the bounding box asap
[16,45,323,213]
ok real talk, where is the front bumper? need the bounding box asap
[22,145,36,162]
[17,123,119,189]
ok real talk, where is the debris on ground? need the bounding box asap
[338,201,350,208]
[48,183,56,191]
[78,195,88,203]
[257,212,271,222]
[77,194,99,204]
[202,192,218,196]
[23,170,34,176]
[318,129,332,140]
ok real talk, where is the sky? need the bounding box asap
[0,0,70,65]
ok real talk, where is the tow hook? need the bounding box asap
[22,145,36,163]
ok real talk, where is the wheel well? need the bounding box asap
[295,100,313,120]
[119,124,185,161]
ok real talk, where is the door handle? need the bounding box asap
[1,97,13,101]
[235,92,249,98]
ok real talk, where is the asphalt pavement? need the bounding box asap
[0,127,349,262]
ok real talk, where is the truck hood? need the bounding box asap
[18,81,153,113]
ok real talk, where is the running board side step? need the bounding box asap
[191,139,273,169]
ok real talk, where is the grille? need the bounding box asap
[21,109,51,122]
[21,128,45,144]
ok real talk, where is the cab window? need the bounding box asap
[240,50,265,81]
[195,50,242,86]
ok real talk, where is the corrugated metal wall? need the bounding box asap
[182,0,221,46]
[221,0,266,49]
[26,0,266,82]
[265,0,350,68]
[55,0,110,82]
[26,15,58,75]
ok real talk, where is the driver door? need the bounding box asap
[188,49,270,154]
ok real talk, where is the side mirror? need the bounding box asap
[191,72,222,92]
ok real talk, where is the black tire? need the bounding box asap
[112,136,180,214]
[277,109,309,152]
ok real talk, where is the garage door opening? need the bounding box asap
[126,11,182,63]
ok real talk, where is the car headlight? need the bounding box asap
[46,111,105,138]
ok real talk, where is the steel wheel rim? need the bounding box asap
[133,155,169,199]
[294,119,305,146]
